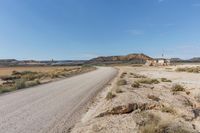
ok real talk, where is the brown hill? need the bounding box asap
[87,53,153,64]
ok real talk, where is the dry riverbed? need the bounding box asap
[71,65,200,133]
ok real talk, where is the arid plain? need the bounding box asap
[72,64,200,133]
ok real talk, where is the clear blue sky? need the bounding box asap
[0,0,200,60]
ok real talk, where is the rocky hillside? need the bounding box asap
[87,53,153,64]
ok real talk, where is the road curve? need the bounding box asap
[0,67,117,133]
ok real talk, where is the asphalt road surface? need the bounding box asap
[0,67,117,133]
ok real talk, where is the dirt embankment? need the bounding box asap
[71,65,200,133]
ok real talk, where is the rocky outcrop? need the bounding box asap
[97,103,162,117]
[87,53,153,64]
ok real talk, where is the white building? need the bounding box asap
[146,58,170,66]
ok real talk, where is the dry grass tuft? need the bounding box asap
[161,106,176,114]
[131,73,147,78]
[137,78,160,84]
[195,93,200,102]
[117,79,127,86]
[161,78,172,82]
[140,113,161,133]
[106,92,116,100]
[132,81,140,88]
[15,79,26,89]
[176,67,200,73]
[139,113,191,133]
[147,95,160,102]
[171,84,185,92]
[120,72,127,78]
[116,88,123,93]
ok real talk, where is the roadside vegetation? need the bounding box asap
[176,66,200,73]
[161,78,172,82]
[171,84,185,92]
[106,92,116,100]
[136,78,160,84]
[0,66,95,94]
[132,81,140,88]
[117,79,127,86]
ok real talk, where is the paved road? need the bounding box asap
[0,67,117,133]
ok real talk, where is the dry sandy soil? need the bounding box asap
[71,64,200,133]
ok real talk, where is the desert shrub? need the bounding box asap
[0,75,19,81]
[122,72,127,75]
[183,98,193,107]
[12,71,44,81]
[14,79,26,89]
[132,73,147,78]
[49,72,60,79]
[140,113,161,133]
[186,91,190,95]
[116,88,123,93]
[161,106,176,114]
[171,84,185,92]
[117,79,127,86]
[25,80,40,88]
[147,95,160,101]
[12,70,21,75]
[161,78,172,82]
[106,92,116,100]
[1,88,12,93]
[131,81,140,88]
[22,74,37,81]
[0,86,15,93]
[176,67,187,72]
[176,67,200,73]
[132,64,143,67]
[120,72,127,78]
[137,78,160,84]
[195,93,200,102]
[20,71,37,75]
[139,113,192,133]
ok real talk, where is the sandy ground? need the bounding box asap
[72,65,200,133]
[0,67,117,133]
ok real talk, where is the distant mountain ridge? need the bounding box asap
[1,55,200,67]
[0,59,86,67]
[87,53,153,64]
[170,57,200,63]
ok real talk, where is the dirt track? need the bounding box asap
[0,67,117,133]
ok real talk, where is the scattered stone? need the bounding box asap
[97,103,161,117]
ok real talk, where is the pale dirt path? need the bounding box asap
[0,67,117,133]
